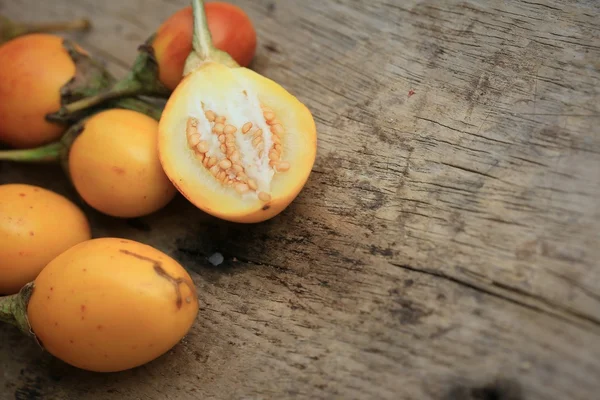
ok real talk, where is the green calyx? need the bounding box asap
[0,283,35,338]
[39,0,240,122]
[58,40,116,110]
[47,35,170,123]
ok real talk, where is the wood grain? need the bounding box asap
[1,0,599,399]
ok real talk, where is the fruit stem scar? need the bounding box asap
[118,250,196,309]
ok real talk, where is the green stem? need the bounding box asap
[0,98,161,166]
[110,97,164,121]
[0,142,62,163]
[51,36,170,121]
[0,283,35,337]
[59,79,145,118]
[191,0,215,61]
[184,0,239,75]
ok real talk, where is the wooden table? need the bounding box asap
[1,0,599,399]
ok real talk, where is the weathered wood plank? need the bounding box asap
[1,0,599,399]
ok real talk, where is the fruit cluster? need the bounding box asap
[0,0,316,373]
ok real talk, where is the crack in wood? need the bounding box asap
[390,262,600,331]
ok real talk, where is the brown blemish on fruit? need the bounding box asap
[19,193,26,197]
[69,339,74,344]
[29,231,34,236]
[111,166,126,175]
[262,205,270,211]
[97,325,103,331]
[119,249,196,310]
[81,305,86,312]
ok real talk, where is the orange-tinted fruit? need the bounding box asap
[152,3,257,91]
[0,184,91,294]
[0,34,76,148]
[27,237,199,372]
[68,109,177,218]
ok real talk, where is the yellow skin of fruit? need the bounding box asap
[158,62,317,223]
[0,34,75,149]
[0,184,91,295]
[68,109,178,218]
[27,237,199,373]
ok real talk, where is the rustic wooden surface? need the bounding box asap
[1,0,599,399]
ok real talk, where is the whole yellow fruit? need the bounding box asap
[0,184,91,295]
[27,237,199,372]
